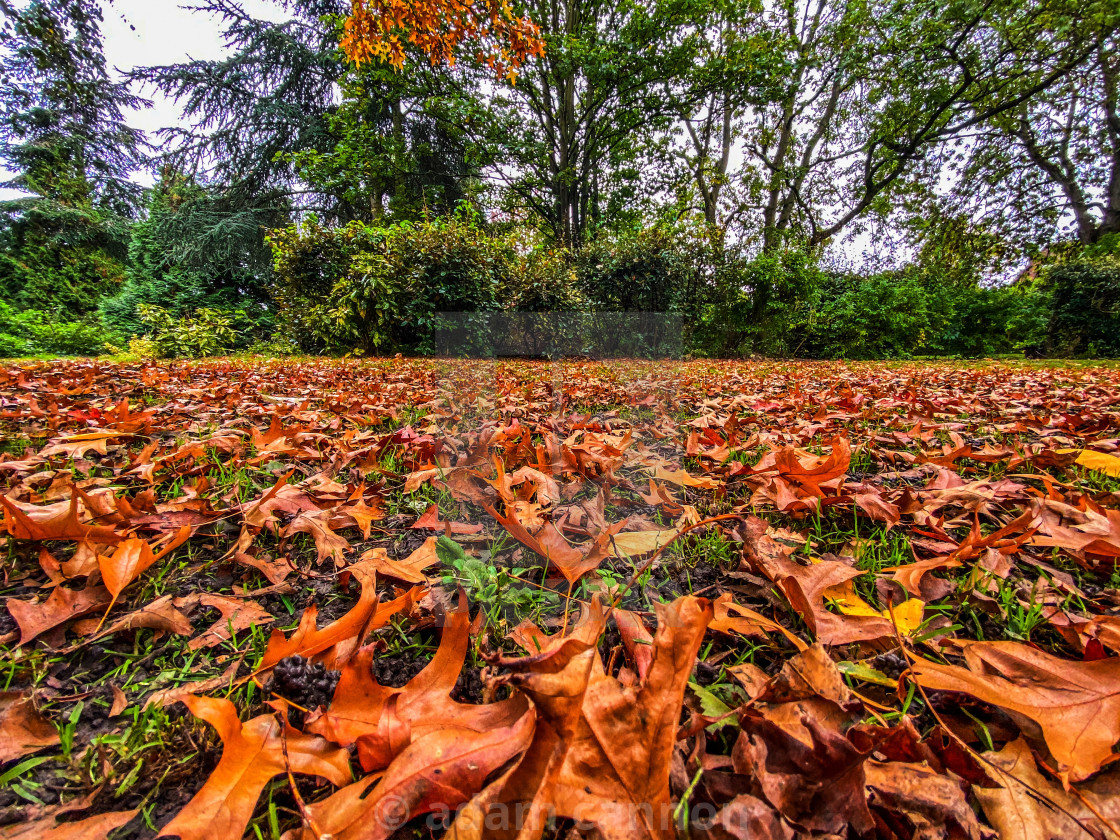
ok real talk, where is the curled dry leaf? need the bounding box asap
[450,595,713,840]
[0,691,60,763]
[260,580,420,671]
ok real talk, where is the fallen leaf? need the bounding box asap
[7,585,112,646]
[1,809,138,840]
[451,595,713,840]
[1075,449,1120,478]
[909,642,1120,782]
[0,692,60,762]
[972,738,1120,840]
[158,696,351,840]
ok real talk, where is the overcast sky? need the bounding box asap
[0,0,287,199]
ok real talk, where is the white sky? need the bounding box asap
[0,0,287,199]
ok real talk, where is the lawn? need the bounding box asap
[2,357,1120,840]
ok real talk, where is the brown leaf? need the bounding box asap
[1,809,138,840]
[452,595,713,840]
[0,692,60,762]
[708,593,807,652]
[99,526,191,602]
[294,713,535,840]
[351,538,439,584]
[283,509,351,565]
[973,738,1120,840]
[909,642,1120,782]
[733,711,876,835]
[260,579,419,671]
[412,503,483,534]
[158,696,351,840]
[85,594,194,641]
[0,494,121,545]
[693,795,791,840]
[8,585,111,646]
[864,760,981,839]
[308,597,528,768]
[187,595,274,651]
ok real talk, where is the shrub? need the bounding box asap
[692,247,823,357]
[1045,258,1120,358]
[136,305,240,358]
[796,271,942,359]
[0,301,111,357]
[269,209,510,354]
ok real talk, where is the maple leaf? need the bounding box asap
[158,696,352,840]
[908,642,1120,782]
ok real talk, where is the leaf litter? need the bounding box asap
[2,358,1120,838]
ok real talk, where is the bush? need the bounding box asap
[136,305,240,358]
[576,227,706,313]
[0,301,112,357]
[1045,258,1120,358]
[795,271,942,359]
[269,209,510,354]
[692,247,823,357]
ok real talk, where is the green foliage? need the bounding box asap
[1046,259,1120,358]
[576,226,707,314]
[98,174,274,342]
[135,304,240,359]
[270,208,508,354]
[0,0,145,321]
[0,300,110,357]
[693,247,823,357]
[796,271,944,359]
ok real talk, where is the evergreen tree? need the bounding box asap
[0,0,147,316]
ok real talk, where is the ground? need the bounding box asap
[2,357,1120,840]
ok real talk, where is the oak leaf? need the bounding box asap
[450,595,713,840]
[0,692,59,763]
[158,696,351,840]
[909,642,1120,782]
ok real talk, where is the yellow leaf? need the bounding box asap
[824,580,925,635]
[608,529,681,558]
[1075,450,1120,478]
[650,466,720,489]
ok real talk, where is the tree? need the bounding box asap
[285,60,490,222]
[99,170,274,340]
[342,0,544,79]
[667,0,1106,252]
[473,0,713,247]
[0,0,147,315]
[950,27,1120,255]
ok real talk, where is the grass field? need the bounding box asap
[3,357,1120,840]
